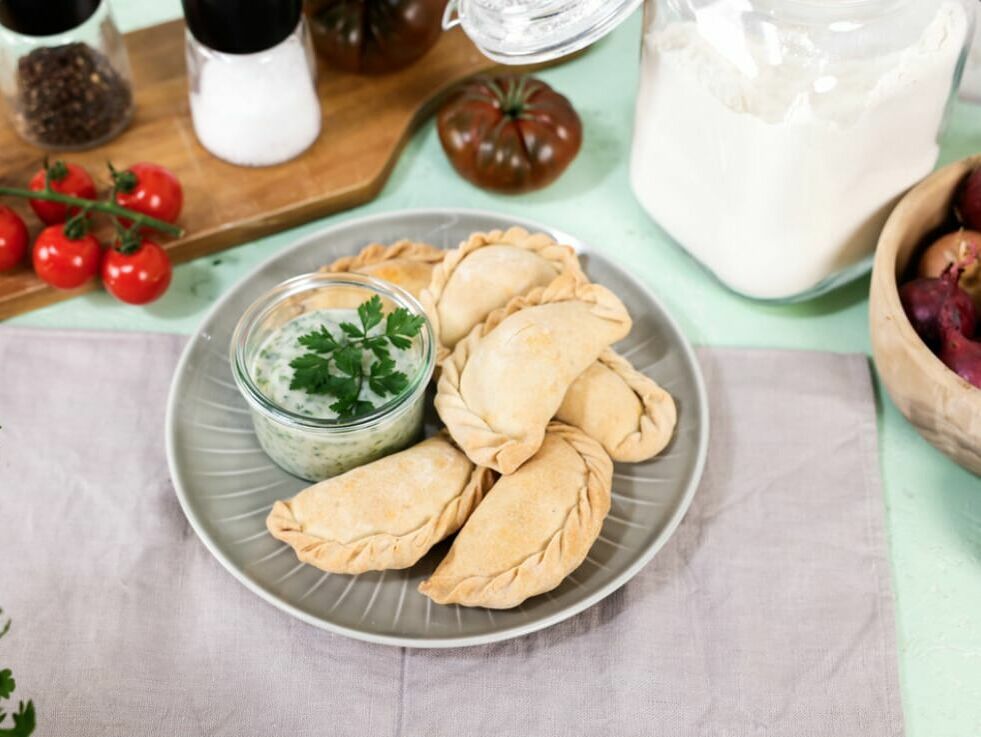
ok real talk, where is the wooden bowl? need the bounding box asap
[870,155,981,476]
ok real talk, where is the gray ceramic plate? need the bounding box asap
[166,208,708,648]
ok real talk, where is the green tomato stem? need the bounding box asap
[0,185,184,238]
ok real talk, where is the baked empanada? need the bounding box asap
[419,423,613,609]
[436,273,632,474]
[420,227,585,358]
[321,240,445,299]
[557,348,677,462]
[266,435,495,575]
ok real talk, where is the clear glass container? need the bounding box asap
[445,0,976,301]
[631,0,976,301]
[0,0,134,150]
[231,273,435,482]
[961,16,981,101]
[184,1,321,167]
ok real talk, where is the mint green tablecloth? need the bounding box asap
[7,3,981,736]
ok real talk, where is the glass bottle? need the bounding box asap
[0,0,134,151]
[444,0,976,301]
[183,0,322,168]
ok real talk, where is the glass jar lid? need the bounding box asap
[444,0,642,64]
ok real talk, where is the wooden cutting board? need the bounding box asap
[0,19,553,320]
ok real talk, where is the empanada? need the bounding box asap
[420,227,585,358]
[557,348,677,462]
[419,423,613,609]
[321,240,445,299]
[436,273,632,474]
[266,435,495,575]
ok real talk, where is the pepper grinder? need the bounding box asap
[183,0,322,167]
[0,0,134,150]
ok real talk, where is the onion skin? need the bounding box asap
[900,273,976,351]
[939,303,981,389]
[917,230,981,310]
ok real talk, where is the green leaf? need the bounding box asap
[385,308,425,346]
[370,357,397,378]
[370,371,410,397]
[338,322,363,339]
[0,671,13,700]
[358,295,384,334]
[0,700,35,737]
[297,326,338,354]
[288,354,335,395]
[334,345,363,378]
[365,337,391,362]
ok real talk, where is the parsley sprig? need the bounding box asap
[289,296,425,419]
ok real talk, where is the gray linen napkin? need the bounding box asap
[0,328,904,737]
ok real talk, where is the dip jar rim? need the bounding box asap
[230,272,436,434]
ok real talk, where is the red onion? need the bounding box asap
[900,268,976,351]
[939,303,981,388]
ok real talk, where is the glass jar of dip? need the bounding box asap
[0,0,134,150]
[183,0,322,167]
[231,273,435,482]
[443,0,976,301]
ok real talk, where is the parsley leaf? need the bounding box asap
[0,700,35,737]
[297,325,337,354]
[289,354,335,394]
[0,671,13,700]
[385,308,426,350]
[358,295,384,334]
[289,297,426,420]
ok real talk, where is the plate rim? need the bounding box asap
[165,206,710,649]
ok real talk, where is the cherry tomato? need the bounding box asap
[33,224,102,290]
[113,163,183,226]
[0,206,29,272]
[101,240,172,305]
[28,162,98,225]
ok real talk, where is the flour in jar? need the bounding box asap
[630,2,970,299]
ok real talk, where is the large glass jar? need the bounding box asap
[961,17,981,101]
[0,0,134,150]
[631,0,975,300]
[444,0,976,301]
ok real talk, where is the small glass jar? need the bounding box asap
[183,0,322,167]
[445,0,976,301]
[231,273,435,482]
[0,0,134,150]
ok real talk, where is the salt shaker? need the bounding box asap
[183,0,322,167]
[0,0,134,150]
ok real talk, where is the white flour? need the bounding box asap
[630,2,969,299]
[189,24,321,167]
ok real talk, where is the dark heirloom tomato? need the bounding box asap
[437,76,583,195]
[305,0,446,75]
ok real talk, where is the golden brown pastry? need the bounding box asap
[419,423,613,609]
[420,227,585,359]
[321,240,446,299]
[557,348,677,463]
[436,273,632,474]
[266,435,495,575]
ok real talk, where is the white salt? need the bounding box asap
[188,23,321,167]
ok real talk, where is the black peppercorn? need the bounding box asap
[15,42,132,149]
